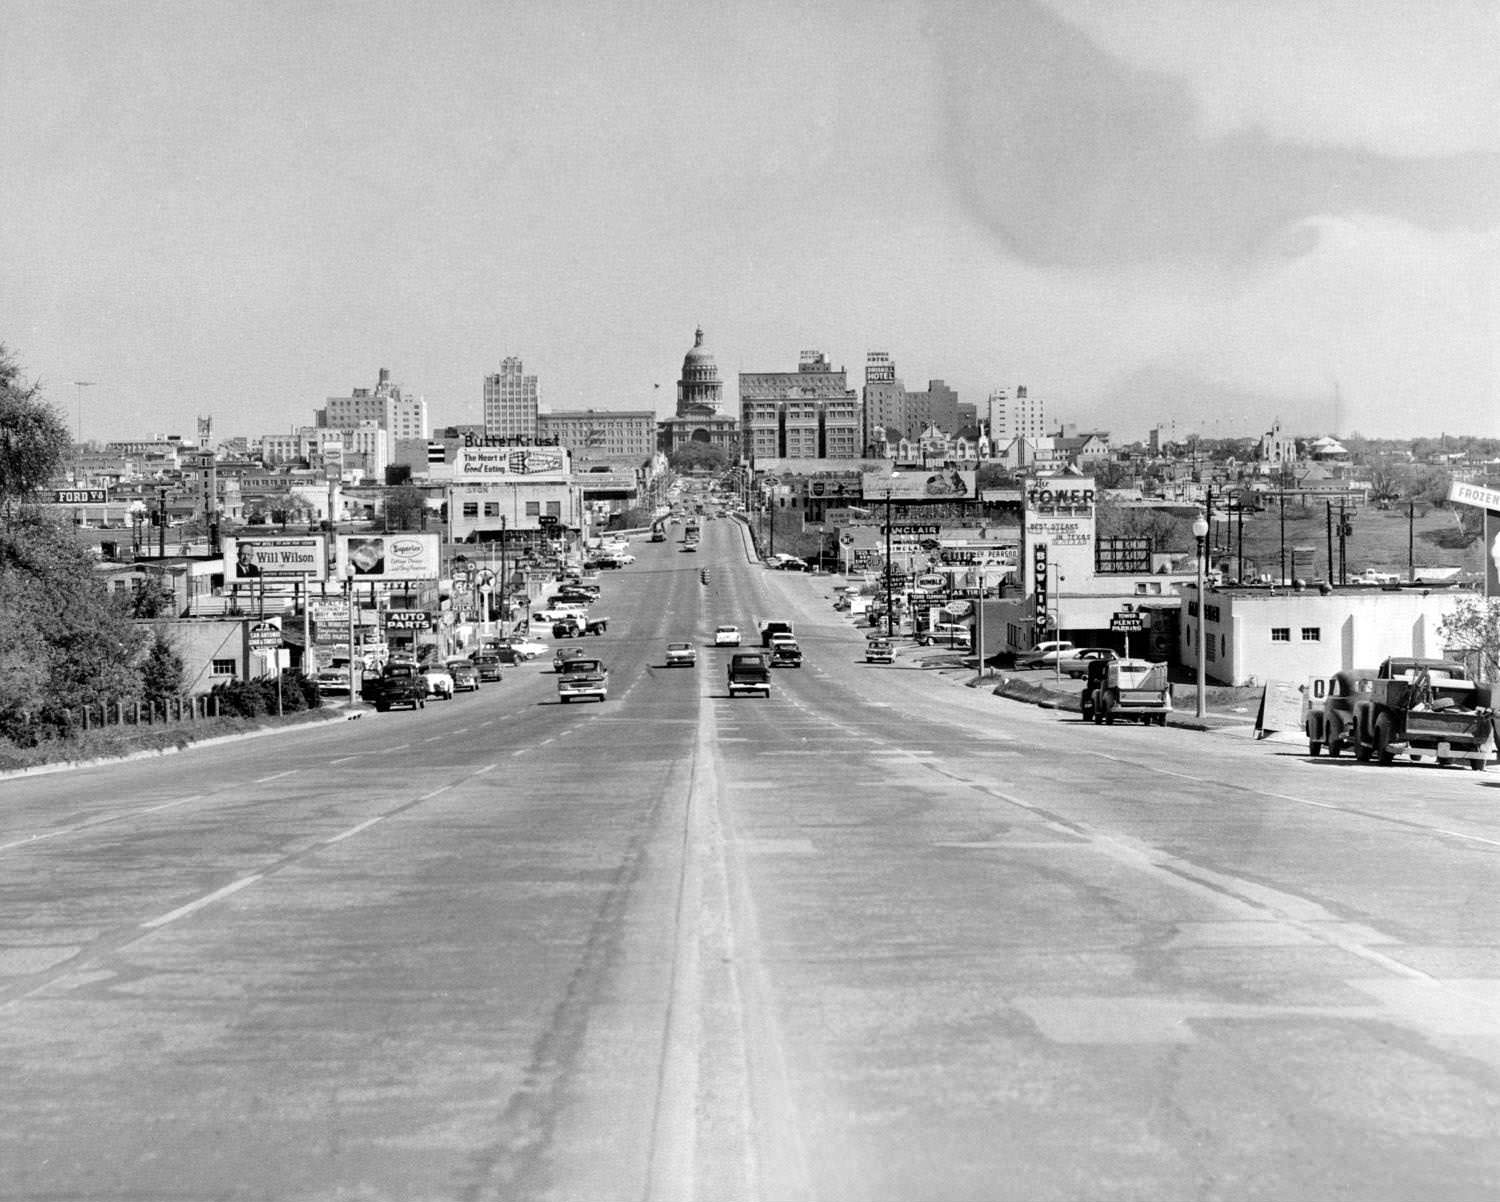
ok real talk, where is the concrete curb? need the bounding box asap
[0,707,357,780]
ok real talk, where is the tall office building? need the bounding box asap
[987,385,1045,444]
[319,367,428,442]
[483,357,539,440]
[740,350,861,461]
[863,351,904,451]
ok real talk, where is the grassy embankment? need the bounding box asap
[1212,500,1480,582]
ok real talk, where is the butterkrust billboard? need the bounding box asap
[454,446,571,480]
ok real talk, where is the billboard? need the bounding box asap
[454,445,570,480]
[1489,510,1500,598]
[860,471,976,501]
[1025,477,1096,514]
[336,532,440,581]
[223,536,328,582]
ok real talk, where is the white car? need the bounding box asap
[714,625,742,647]
[419,665,455,699]
[494,635,548,662]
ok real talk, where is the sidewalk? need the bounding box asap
[979,666,1260,733]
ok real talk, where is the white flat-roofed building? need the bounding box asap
[1183,584,1472,687]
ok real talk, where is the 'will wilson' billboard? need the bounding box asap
[223,536,328,582]
[336,533,440,581]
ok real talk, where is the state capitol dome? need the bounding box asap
[676,326,722,417]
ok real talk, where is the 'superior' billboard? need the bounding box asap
[336,533,440,581]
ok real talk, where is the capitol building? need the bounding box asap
[658,327,739,455]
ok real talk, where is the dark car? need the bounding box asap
[447,660,481,691]
[372,662,426,712]
[469,652,504,682]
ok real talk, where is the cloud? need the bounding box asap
[930,1,1500,268]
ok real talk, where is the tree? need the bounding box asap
[1438,597,1500,684]
[0,345,71,514]
[1094,498,1192,553]
[384,484,428,531]
[0,348,147,743]
[669,442,731,474]
[139,631,185,704]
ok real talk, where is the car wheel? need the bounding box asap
[1374,714,1395,765]
[1308,739,1322,757]
[376,703,389,712]
[1471,758,1488,772]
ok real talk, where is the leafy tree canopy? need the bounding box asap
[0,345,71,508]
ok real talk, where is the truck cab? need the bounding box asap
[1085,658,1172,726]
[727,652,772,697]
[556,657,609,703]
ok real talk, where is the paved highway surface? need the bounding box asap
[2,518,1499,1201]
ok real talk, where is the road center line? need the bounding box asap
[141,875,263,930]
[325,817,383,845]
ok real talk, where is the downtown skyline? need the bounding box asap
[2,0,1495,446]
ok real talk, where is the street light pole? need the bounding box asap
[346,568,358,706]
[1053,572,1065,685]
[1193,510,1209,718]
[884,487,894,639]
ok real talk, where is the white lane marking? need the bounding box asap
[1095,753,1500,850]
[329,755,359,765]
[254,770,296,784]
[141,875,263,930]
[0,795,205,853]
[325,817,383,845]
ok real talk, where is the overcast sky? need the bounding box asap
[2,0,1495,445]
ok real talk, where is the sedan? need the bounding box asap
[494,635,548,662]
[665,641,697,667]
[714,625,742,646]
[446,660,481,691]
[1061,647,1118,678]
[1013,640,1076,669]
[315,669,351,696]
[469,653,504,682]
[420,666,455,700]
[554,646,587,673]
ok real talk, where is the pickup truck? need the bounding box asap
[1083,658,1172,726]
[556,657,609,703]
[768,635,802,668]
[1350,657,1494,769]
[727,652,772,697]
[758,620,794,647]
[371,662,427,712]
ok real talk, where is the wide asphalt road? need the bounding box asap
[2,517,1498,1201]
